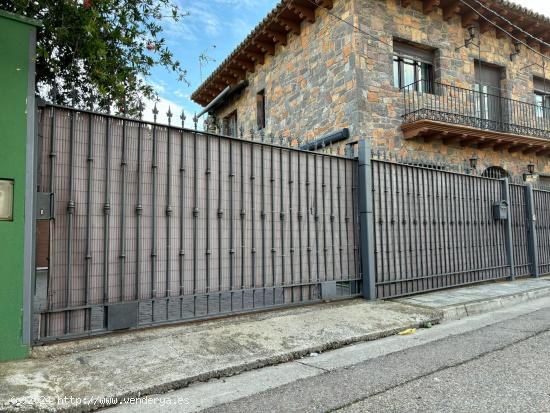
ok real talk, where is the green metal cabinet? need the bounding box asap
[0,10,40,361]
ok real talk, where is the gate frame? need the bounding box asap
[357,140,376,300]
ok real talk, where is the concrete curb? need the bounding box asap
[439,285,550,321]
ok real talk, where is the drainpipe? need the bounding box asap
[299,128,350,151]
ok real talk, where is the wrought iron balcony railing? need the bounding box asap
[402,80,550,140]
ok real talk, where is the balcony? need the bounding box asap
[401,80,550,156]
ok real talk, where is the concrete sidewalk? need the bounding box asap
[0,300,439,413]
[397,277,550,320]
[2,276,549,413]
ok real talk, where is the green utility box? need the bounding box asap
[0,10,40,361]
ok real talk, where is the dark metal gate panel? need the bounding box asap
[34,105,360,343]
[510,183,532,277]
[533,187,550,275]
[372,159,510,299]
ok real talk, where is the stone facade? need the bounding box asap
[214,0,357,144]
[210,0,550,176]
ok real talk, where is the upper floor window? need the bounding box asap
[392,40,434,93]
[534,77,550,118]
[224,111,238,137]
[256,90,266,130]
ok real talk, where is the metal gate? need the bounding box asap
[533,186,550,275]
[370,156,511,298]
[510,183,531,277]
[357,141,548,300]
[33,104,360,343]
[32,103,550,343]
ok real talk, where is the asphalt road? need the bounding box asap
[108,297,550,413]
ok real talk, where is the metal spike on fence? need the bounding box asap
[270,133,275,144]
[138,101,144,120]
[167,106,173,126]
[279,134,285,147]
[343,143,351,158]
[51,83,59,104]
[152,103,159,123]
[248,127,253,141]
[180,109,186,128]
[121,97,127,117]
[260,128,265,143]
[193,113,198,130]
[70,87,78,107]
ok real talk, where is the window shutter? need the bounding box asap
[393,40,434,64]
[256,91,265,129]
[534,77,550,94]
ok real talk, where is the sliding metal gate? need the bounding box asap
[359,142,548,300]
[33,105,361,343]
[533,186,550,275]
[370,156,511,298]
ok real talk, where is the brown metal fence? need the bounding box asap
[510,183,532,278]
[34,105,361,343]
[370,157,511,298]
[533,186,550,276]
[33,104,549,343]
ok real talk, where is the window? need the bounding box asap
[256,90,266,130]
[224,111,238,137]
[474,62,503,122]
[534,77,550,118]
[535,92,550,118]
[392,40,434,92]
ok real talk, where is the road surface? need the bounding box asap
[107,296,550,412]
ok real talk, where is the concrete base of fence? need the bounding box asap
[0,299,440,413]
[397,277,550,321]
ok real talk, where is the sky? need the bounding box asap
[143,0,550,126]
[143,0,279,126]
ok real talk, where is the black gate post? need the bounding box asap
[524,183,540,278]
[502,178,515,281]
[358,140,376,300]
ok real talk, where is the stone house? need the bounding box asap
[191,0,550,178]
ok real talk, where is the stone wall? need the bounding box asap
[211,0,550,176]
[213,0,358,146]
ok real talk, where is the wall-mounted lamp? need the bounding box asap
[527,163,536,174]
[465,26,476,48]
[510,41,521,62]
[469,156,478,170]
[456,26,478,51]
